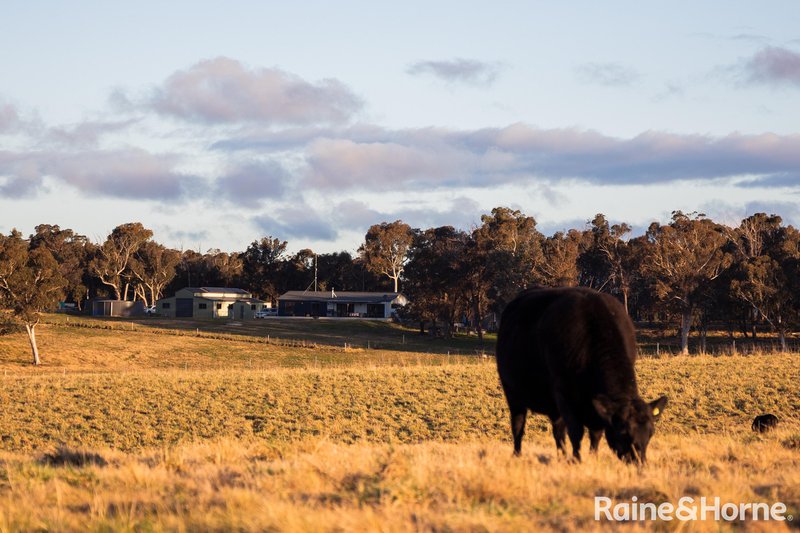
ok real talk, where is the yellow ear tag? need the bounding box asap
[653,408,660,416]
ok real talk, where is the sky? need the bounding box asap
[1,1,799,254]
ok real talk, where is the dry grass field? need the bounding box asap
[0,316,799,531]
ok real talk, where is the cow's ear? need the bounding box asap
[649,396,668,420]
[593,395,614,423]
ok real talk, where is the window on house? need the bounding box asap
[216,303,222,310]
[251,305,256,310]
[198,303,207,310]
[162,302,171,309]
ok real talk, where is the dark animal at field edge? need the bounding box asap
[752,414,779,433]
[496,286,668,464]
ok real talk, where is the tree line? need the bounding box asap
[400,208,800,356]
[1,208,799,364]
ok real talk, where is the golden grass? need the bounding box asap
[0,322,798,531]
[0,432,798,532]
[1,354,797,452]
[0,321,481,373]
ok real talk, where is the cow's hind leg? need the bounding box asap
[589,429,603,453]
[551,417,567,455]
[510,405,527,456]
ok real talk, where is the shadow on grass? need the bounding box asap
[48,314,497,356]
[41,445,108,467]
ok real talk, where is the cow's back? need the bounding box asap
[496,287,638,419]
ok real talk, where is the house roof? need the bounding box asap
[278,290,406,304]
[184,287,251,294]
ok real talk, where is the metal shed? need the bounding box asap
[90,300,146,317]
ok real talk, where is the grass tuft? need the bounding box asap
[782,434,800,450]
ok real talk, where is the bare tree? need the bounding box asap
[359,221,413,293]
[578,214,634,311]
[0,230,66,365]
[131,242,181,305]
[90,223,153,300]
[468,207,543,340]
[642,212,731,354]
[537,229,586,287]
[728,214,798,351]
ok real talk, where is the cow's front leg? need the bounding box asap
[566,419,585,462]
[554,390,584,462]
[589,429,603,453]
[551,417,567,455]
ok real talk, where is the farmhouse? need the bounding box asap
[278,290,407,318]
[156,287,269,319]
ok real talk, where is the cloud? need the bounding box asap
[297,124,800,191]
[214,160,289,207]
[0,103,23,134]
[698,199,800,229]
[1,148,201,201]
[730,33,769,43]
[652,82,685,102]
[305,137,473,190]
[332,197,481,233]
[331,199,385,230]
[575,62,641,86]
[144,57,362,125]
[49,149,202,200]
[210,123,390,152]
[407,58,502,86]
[0,151,46,197]
[742,200,800,226]
[46,119,140,148]
[744,46,800,87]
[735,173,800,187]
[161,228,210,248]
[392,196,482,230]
[0,101,42,136]
[253,204,337,241]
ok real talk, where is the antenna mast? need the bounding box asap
[304,253,319,293]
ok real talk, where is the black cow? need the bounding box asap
[752,414,779,433]
[496,286,667,464]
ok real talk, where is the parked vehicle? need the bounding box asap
[254,308,278,318]
[144,306,157,315]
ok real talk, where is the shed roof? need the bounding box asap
[236,298,266,304]
[278,291,405,304]
[185,287,250,294]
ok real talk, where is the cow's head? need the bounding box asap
[593,395,668,464]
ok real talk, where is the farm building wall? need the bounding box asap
[158,297,176,317]
[230,301,267,320]
[91,300,145,317]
